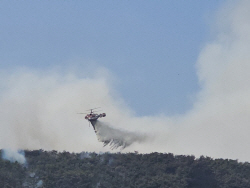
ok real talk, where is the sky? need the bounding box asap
[0,1,224,116]
[3,1,250,162]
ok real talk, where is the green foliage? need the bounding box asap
[0,150,250,187]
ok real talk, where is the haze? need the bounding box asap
[1,1,250,162]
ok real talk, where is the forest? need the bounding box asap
[1,150,250,188]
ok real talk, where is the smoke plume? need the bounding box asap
[1,0,250,162]
[2,149,26,165]
[94,121,148,150]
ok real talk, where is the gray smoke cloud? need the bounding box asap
[1,0,250,162]
[94,121,148,150]
[2,149,26,165]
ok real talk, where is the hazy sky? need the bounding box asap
[0,1,225,116]
[3,1,250,162]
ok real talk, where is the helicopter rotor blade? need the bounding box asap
[86,107,101,111]
[92,107,101,110]
[91,110,102,113]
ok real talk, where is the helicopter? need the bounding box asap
[78,107,106,131]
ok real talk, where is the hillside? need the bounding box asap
[1,150,250,188]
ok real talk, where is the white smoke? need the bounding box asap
[79,152,91,159]
[36,180,43,188]
[94,120,148,150]
[1,0,250,161]
[2,149,26,165]
[172,0,250,161]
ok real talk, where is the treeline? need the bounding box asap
[1,150,250,188]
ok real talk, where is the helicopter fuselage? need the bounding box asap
[85,112,106,131]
